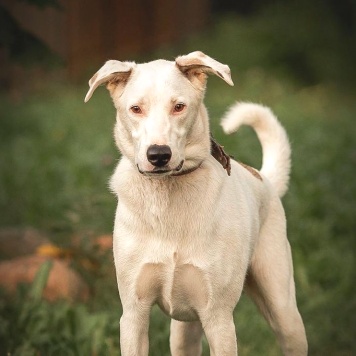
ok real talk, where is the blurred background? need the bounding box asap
[0,0,355,355]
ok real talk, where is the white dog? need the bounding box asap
[85,51,307,356]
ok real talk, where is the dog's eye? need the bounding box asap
[130,106,142,114]
[173,103,186,113]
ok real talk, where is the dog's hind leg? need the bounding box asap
[170,320,204,356]
[245,199,308,356]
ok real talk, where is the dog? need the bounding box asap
[85,51,307,355]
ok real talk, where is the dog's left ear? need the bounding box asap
[175,51,234,89]
[84,60,136,102]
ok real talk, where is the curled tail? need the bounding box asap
[221,102,291,197]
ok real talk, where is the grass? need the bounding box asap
[1,10,356,356]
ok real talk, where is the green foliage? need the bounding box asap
[0,293,120,356]
[250,0,356,87]
[0,262,120,355]
[0,88,116,232]
[1,12,355,356]
[157,1,356,89]
[29,260,52,301]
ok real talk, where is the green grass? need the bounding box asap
[1,12,356,356]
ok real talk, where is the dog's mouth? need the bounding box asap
[137,160,184,176]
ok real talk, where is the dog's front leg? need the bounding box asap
[119,303,151,356]
[201,313,238,356]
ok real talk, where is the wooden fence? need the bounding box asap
[1,0,210,80]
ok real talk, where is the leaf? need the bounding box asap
[29,260,53,301]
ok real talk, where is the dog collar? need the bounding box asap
[171,136,232,177]
[210,135,231,176]
[171,162,203,177]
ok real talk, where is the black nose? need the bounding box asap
[147,145,172,167]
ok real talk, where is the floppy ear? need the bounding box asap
[84,60,135,102]
[175,51,234,89]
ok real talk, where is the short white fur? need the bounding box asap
[85,51,307,356]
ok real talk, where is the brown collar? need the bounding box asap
[172,136,232,177]
[171,162,203,177]
[210,135,232,175]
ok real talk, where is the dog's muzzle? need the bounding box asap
[136,145,184,176]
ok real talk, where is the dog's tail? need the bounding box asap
[221,102,291,197]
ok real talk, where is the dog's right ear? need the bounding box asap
[84,60,135,102]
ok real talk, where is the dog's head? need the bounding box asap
[85,51,233,177]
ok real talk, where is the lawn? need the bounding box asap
[1,10,355,356]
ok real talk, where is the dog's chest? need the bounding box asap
[135,255,209,322]
[118,174,217,235]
